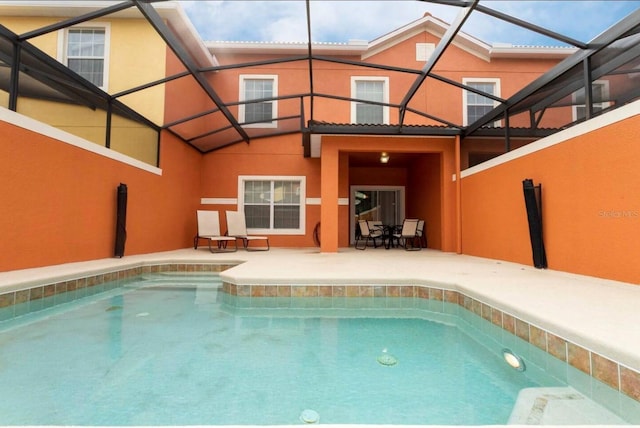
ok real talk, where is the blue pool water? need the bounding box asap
[0,273,635,425]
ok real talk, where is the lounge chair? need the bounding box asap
[392,219,421,250]
[355,219,384,250]
[194,210,237,253]
[225,210,270,251]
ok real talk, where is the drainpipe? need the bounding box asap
[455,135,462,254]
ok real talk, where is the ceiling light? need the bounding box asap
[502,348,526,371]
[380,152,389,163]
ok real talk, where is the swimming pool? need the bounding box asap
[0,272,637,425]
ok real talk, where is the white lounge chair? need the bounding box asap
[225,211,270,251]
[194,210,237,253]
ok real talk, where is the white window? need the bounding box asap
[59,24,110,90]
[463,78,501,126]
[238,176,306,234]
[351,76,389,124]
[573,80,610,121]
[239,75,278,128]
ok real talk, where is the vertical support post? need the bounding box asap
[320,141,339,252]
[455,135,462,254]
[9,43,20,111]
[583,57,593,120]
[106,99,113,149]
[155,130,161,168]
[504,109,511,152]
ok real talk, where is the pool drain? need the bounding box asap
[377,348,398,366]
[300,409,319,424]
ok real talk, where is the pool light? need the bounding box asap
[300,409,319,424]
[377,348,398,366]
[502,348,526,371]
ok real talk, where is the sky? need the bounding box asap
[180,0,640,47]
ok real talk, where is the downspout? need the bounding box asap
[455,135,462,254]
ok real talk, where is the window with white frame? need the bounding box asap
[239,75,278,128]
[573,80,610,121]
[239,176,305,234]
[61,26,109,89]
[351,77,389,124]
[463,78,500,126]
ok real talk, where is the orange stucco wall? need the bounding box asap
[0,121,202,272]
[461,111,640,284]
[199,134,322,247]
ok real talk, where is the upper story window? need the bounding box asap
[239,75,278,128]
[573,80,610,121]
[463,78,501,127]
[60,25,110,90]
[239,176,306,235]
[351,76,389,124]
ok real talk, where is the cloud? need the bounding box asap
[180,0,640,46]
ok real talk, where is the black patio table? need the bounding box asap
[380,224,401,249]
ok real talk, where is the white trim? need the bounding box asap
[306,198,351,206]
[351,76,390,124]
[462,77,501,127]
[237,175,306,235]
[57,22,111,92]
[238,74,278,128]
[201,198,237,205]
[0,107,161,175]
[461,99,640,179]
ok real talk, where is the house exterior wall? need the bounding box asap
[6,5,637,285]
[197,29,565,252]
[0,117,201,272]
[0,16,166,165]
[460,103,640,284]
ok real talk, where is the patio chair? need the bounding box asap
[355,219,384,250]
[416,219,427,248]
[225,210,270,251]
[194,210,237,253]
[392,219,421,251]
[367,220,384,234]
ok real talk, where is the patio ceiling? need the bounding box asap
[1,0,640,155]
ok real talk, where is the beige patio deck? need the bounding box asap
[1,246,638,373]
[1,246,640,426]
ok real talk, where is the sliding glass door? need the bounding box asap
[350,186,404,243]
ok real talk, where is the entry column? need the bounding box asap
[320,143,339,252]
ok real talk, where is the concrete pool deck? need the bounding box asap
[1,246,640,422]
[2,247,639,368]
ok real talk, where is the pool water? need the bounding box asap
[0,273,635,425]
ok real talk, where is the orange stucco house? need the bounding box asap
[1,1,639,284]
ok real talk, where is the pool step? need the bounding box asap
[508,387,627,425]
